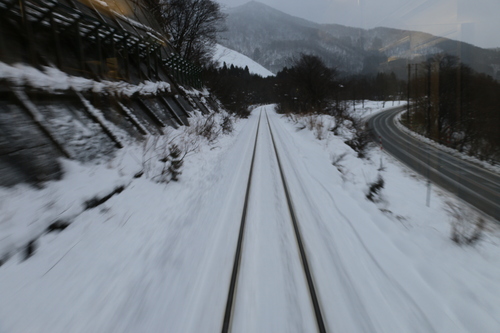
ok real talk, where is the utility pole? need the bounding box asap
[407,63,410,125]
[414,63,419,129]
[427,63,432,137]
[426,64,432,207]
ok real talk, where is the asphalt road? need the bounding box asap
[368,106,500,222]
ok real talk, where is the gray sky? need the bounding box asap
[216,0,500,49]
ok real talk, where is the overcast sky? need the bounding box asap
[215,0,500,49]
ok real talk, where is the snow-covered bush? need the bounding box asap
[138,131,182,184]
[186,113,220,143]
[139,112,235,183]
[331,152,347,173]
[313,117,326,140]
[293,114,329,139]
[220,114,234,134]
[444,201,485,245]
[344,121,371,158]
[366,174,385,202]
[167,144,183,182]
[139,135,190,184]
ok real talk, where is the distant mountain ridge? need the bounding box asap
[218,1,500,79]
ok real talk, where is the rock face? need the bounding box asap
[219,1,500,79]
[0,0,216,187]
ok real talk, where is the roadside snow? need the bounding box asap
[349,99,406,120]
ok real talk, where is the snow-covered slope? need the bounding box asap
[213,44,275,77]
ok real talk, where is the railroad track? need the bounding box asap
[221,109,327,333]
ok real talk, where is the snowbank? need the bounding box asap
[0,62,170,96]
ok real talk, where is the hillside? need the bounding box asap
[218,1,500,79]
[213,44,275,77]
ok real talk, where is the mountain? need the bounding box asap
[213,44,275,77]
[218,1,500,79]
[218,1,363,74]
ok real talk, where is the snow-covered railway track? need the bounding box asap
[221,109,327,333]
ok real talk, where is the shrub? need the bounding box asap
[220,114,234,134]
[366,174,385,202]
[167,144,183,182]
[331,152,347,176]
[444,201,485,245]
[331,153,347,168]
[190,114,220,143]
[345,129,371,158]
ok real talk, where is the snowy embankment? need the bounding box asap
[273,105,500,332]
[1,104,500,332]
[0,111,253,332]
[0,111,236,263]
[213,44,275,77]
[0,62,170,96]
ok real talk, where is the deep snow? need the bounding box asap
[267,107,500,332]
[1,104,500,332]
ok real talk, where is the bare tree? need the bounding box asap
[277,54,337,113]
[154,0,226,65]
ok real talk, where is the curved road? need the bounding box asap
[368,106,500,222]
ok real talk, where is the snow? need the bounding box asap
[269,106,500,332]
[213,44,275,77]
[0,62,170,97]
[117,102,150,135]
[0,158,136,262]
[272,108,500,331]
[1,104,500,332]
[349,99,406,120]
[77,93,129,147]
[0,111,252,332]
[231,112,317,332]
[112,13,165,44]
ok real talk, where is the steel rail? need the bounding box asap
[265,112,327,333]
[222,110,327,333]
[221,111,262,333]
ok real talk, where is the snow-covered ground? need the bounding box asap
[350,99,405,119]
[213,44,275,77]
[1,104,500,332]
[269,106,500,332]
